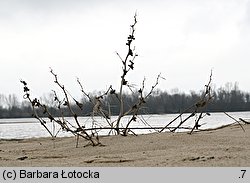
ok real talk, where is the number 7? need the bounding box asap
[241,170,246,178]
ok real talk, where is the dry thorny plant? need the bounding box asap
[20,14,229,147]
[20,77,101,147]
[160,70,214,134]
[20,13,165,147]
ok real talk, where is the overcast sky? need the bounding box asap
[1,0,250,100]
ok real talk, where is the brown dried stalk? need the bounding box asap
[115,13,138,134]
[20,13,164,146]
[223,111,245,132]
[77,78,114,131]
[122,74,165,136]
[20,80,54,138]
[160,70,213,134]
[21,72,100,147]
[49,69,101,146]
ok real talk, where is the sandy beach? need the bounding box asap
[0,123,249,167]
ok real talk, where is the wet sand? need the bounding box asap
[0,123,249,166]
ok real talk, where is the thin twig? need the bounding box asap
[223,112,245,132]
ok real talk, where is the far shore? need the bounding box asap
[0,123,250,166]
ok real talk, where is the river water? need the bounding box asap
[0,111,250,139]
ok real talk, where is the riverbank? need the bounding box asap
[0,123,249,166]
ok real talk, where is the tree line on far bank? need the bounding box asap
[0,82,249,119]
